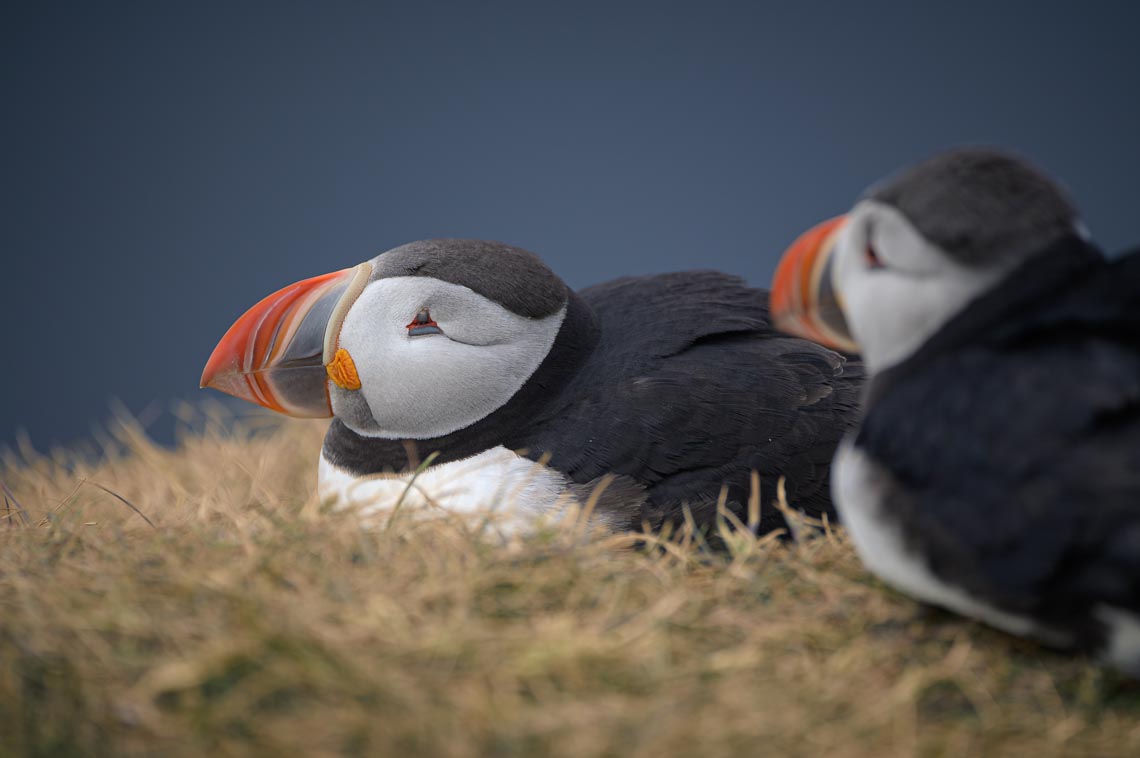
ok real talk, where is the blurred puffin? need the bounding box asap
[202,239,863,533]
[771,148,1140,673]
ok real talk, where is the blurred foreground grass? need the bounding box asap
[2,409,1139,757]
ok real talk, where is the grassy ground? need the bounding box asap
[2,409,1138,757]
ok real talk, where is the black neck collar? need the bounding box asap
[322,291,600,474]
[866,234,1105,407]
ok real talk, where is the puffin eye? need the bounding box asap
[407,308,444,336]
[865,243,885,269]
[864,221,886,269]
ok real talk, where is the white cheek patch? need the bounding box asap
[318,447,580,534]
[834,203,1013,373]
[845,273,999,372]
[334,277,566,439]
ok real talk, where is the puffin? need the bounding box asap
[770,148,1140,674]
[201,238,863,534]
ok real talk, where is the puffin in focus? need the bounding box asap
[770,148,1140,673]
[202,239,863,534]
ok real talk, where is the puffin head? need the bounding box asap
[201,239,571,439]
[770,148,1085,372]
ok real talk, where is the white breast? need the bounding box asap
[832,439,1067,645]
[1097,606,1140,676]
[317,445,579,532]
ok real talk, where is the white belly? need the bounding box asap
[1097,606,1140,676]
[317,445,579,532]
[832,439,1063,644]
[834,440,1140,672]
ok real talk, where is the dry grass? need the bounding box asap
[2,408,1139,758]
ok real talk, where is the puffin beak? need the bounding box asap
[770,216,860,353]
[200,262,373,417]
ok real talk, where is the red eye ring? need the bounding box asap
[865,243,885,269]
[406,308,443,336]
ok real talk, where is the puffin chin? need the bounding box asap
[770,215,860,354]
[200,262,373,417]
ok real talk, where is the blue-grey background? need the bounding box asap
[4,0,1139,452]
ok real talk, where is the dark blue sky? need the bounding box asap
[4,1,1139,451]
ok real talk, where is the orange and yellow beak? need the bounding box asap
[770,215,859,353]
[200,262,372,417]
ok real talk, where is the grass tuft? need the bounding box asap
[1,406,1138,756]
